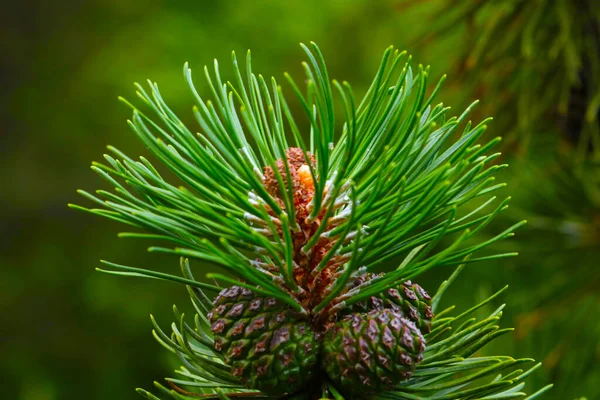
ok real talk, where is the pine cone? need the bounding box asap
[208,286,319,395]
[322,309,426,394]
[346,274,434,334]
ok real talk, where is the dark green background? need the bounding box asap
[1,1,597,399]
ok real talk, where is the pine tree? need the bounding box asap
[71,43,553,399]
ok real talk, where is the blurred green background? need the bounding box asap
[2,0,598,399]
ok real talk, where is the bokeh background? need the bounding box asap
[2,0,598,399]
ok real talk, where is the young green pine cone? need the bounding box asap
[322,309,426,394]
[208,286,319,395]
[346,274,434,334]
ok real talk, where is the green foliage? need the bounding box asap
[72,43,520,315]
[72,43,548,398]
[6,1,596,399]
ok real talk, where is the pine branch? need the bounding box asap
[71,42,549,399]
[71,43,517,313]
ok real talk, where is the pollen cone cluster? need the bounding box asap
[208,148,433,396]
